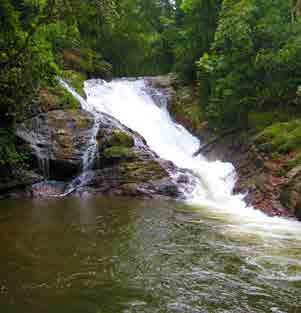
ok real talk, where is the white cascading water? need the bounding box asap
[84,79,240,207]
[58,79,103,196]
[59,79,101,171]
[81,78,301,239]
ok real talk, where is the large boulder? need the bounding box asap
[16,109,94,180]
[15,109,184,199]
[74,112,183,199]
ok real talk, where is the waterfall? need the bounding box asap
[58,77,301,238]
[80,78,301,237]
[59,79,101,172]
[83,79,244,209]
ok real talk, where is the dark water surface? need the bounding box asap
[0,197,300,313]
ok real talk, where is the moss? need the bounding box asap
[46,110,94,160]
[59,89,80,110]
[60,48,112,79]
[107,130,134,148]
[62,70,86,97]
[171,85,203,132]
[255,119,301,154]
[0,129,28,166]
[119,159,166,182]
[249,107,301,131]
[39,84,80,111]
[77,116,93,129]
[275,167,287,177]
[249,111,286,131]
[103,146,136,159]
[284,152,301,171]
[48,110,93,130]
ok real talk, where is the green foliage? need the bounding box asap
[0,130,27,166]
[0,0,117,123]
[38,84,80,111]
[171,85,204,132]
[93,0,177,76]
[256,119,301,154]
[198,0,301,128]
[173,0,222,80]
[103,146,136,159]
[62,70,87,97]
[108,130,134,148]
[60,48,112,79]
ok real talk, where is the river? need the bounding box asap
[0,197,300,312]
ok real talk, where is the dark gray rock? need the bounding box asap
[0,169,43,198]
[280,166,301,220]
[16,109,94,180]
[13,107,183,200]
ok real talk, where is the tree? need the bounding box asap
[173,0,222,80]
[198,0,301,128]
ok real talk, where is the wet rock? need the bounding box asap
[280,166,301,219]
[13,106,182,200]
[0,169,43,197]
[94,113,151,167]
[82,144,181,198]
[177,174,190,184]
[31,181,67,197]
[67,112,183,199]
[145,74,178,106]
[16,109,94,180]
[155,178,180,197]
[74,165,180,199]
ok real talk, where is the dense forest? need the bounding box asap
[1,0,301,168]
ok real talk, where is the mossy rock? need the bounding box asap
[60,48,112,79]
[86,158,179,199]
[118,159,167,183]
[103,146,136,159]
[62,70,87,97]
[107,130,134,148]
[255,119,301,154]
[170,85,203,134]
[284,152,301,171]
[38,84,80,112]
[47,110,94,161]
[280,166,301,220]
[91,112,176,196]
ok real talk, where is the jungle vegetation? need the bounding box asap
[1,0,301,166]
